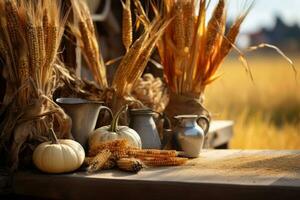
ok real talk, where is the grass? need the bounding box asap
[205,54,300,149]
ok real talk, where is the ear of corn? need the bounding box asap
[102,159,117,170]
[128,149,178,158]
[117,158,144,173]
[112,17,169,98]
[122,0,133,52]
[89,139,129,157]
[141,157,188,167]
[85,156,116,170]
[87,150,112,173]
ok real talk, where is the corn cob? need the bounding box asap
[43,13,49,50]
[87,150,112,173]
[117,158,144,173]
[141,157,188,167]
[127,149,178,158]
[183,0,195,48]
[214,14,248,70]
[37,26,45,65]
[173,2,185,49]
[89,139,129,157]
[4,0,20,44]
[25,24,40,80]
[85,157,116,170]
[122,0,133,52]
[102,159,117,170]
[112,31,149,96]
[205,0,225,58]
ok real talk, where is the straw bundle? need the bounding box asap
[0,0,71,170]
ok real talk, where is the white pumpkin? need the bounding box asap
[89,105,142,149]
[33,129,85,174]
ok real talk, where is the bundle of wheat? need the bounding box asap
[0,0,71,170]
[70,0,168,116]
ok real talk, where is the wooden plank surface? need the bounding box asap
[12,150,300,200]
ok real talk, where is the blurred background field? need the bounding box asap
[205,55,300,149]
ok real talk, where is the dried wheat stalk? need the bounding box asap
[0,0,71,171]
[69,0,107,89]
[69,0,168,115]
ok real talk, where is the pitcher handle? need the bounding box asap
[153,111,171,129]
[197,115,210,135]
[99,106,113,124]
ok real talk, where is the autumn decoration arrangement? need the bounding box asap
[0,0,255,174]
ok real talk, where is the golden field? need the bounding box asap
[205,55,300,149]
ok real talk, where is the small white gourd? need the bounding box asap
[33,129,85,173]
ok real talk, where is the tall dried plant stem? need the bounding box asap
[122,0,133,52]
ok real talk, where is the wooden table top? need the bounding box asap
[11,150,300,200]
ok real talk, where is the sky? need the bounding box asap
[209,0,300,33]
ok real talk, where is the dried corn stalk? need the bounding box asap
[132,73,169,113]
[0,0,71,171]
[69,0,107,89]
